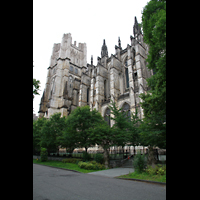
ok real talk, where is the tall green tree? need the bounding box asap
[33,117,47,154]
[89,121,114,168]
[66,106,103,153]
[128,108,141,148]
[139,0,166,164]
[59,113,80,154]
[108,100,130,148]
[40,113,66,155]
[108,100,141,156]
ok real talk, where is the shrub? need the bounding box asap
[94,153,104,164]
[62,158,82,164]
[133,153,147,173]
[82,151,91,162]
[40,147,48,162]
[78,161,87,169]
[145,165,155,175]
[145,164,166,176]
[78,161,105,170]
[90,160,98,165]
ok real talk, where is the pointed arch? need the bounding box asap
[104,107,111,126]
[121,102,131,121]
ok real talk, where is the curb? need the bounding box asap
[116,177,166,185]
[33,163,82,174]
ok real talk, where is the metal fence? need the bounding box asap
[33,147,166,161]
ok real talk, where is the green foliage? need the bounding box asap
[40,147,48,162]
[64,106,104,152]
[58,114,77,153]
[94,153,104,164]
[133,153,147,173]
[82,151,91,162]
[78,161,105,170]
[139,0,166,149]
[128,108,141,146]
[145,164,166,176]
[39,113,66,153]
[108,100,130,147]
[62,158,82,164]
[33,117,47,153]
[33,78,40,99]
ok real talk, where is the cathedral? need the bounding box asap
[38,16,153,126]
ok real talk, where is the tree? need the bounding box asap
[128,108,141,152]
[33,117,47,154]
[108,100,130,148]
[139,0,166,165]
[89,121,114,168]
[33,78,40,99]
[33,64,40,99]
[59,114,79,155]
[40,113,66,155]
[66,106,103,153]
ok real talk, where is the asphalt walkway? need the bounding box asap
[88,158,134,177]
[88,167,134,177]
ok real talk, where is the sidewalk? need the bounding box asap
[88,167,134,178]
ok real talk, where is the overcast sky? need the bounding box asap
[33,0,150,115]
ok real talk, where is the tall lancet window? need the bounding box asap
[87,88,89,104]
[125,57,129,89]
[104,108,110,126]
[125,68,129,89]
[104,80,106,100]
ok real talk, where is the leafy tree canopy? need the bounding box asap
[139,0,166,148]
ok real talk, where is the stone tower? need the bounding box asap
[38,33,87,118]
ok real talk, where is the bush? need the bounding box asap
[40,147,48,162]
[94,153,104,164]
[133,154,147,173]
[78,161,88,169]
[78,161,105,170]
[62,158,82,164]
[82,151,91,162]
[145,164,166,176]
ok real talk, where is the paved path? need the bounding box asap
[88,167,134,177]
[33,164,166,200]
[88,158,134,177]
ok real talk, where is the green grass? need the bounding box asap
[33,159,105,173]
[118,171,166,183]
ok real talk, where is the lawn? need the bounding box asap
[118,171,166,183]
[33,159,105,173]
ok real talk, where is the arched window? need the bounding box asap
[87,88,89,104]
[124,57,129,89]
[76,91,79,106]
[125,68,129,88]
[104,80,106,100]
[104,108,110,126]
[122,103,131,121]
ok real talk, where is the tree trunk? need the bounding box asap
[85,147,88,153]
[103,148,110,169]
[147,146,157,168]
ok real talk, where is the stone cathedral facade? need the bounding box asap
[38,17,153,126]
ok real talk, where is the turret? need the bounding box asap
[101,39,108,58]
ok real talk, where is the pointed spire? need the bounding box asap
[134,16,138,24]
[118,37,122,49]
[133,16,142,37]
[91,55,93,65]
[101,39,108,58]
